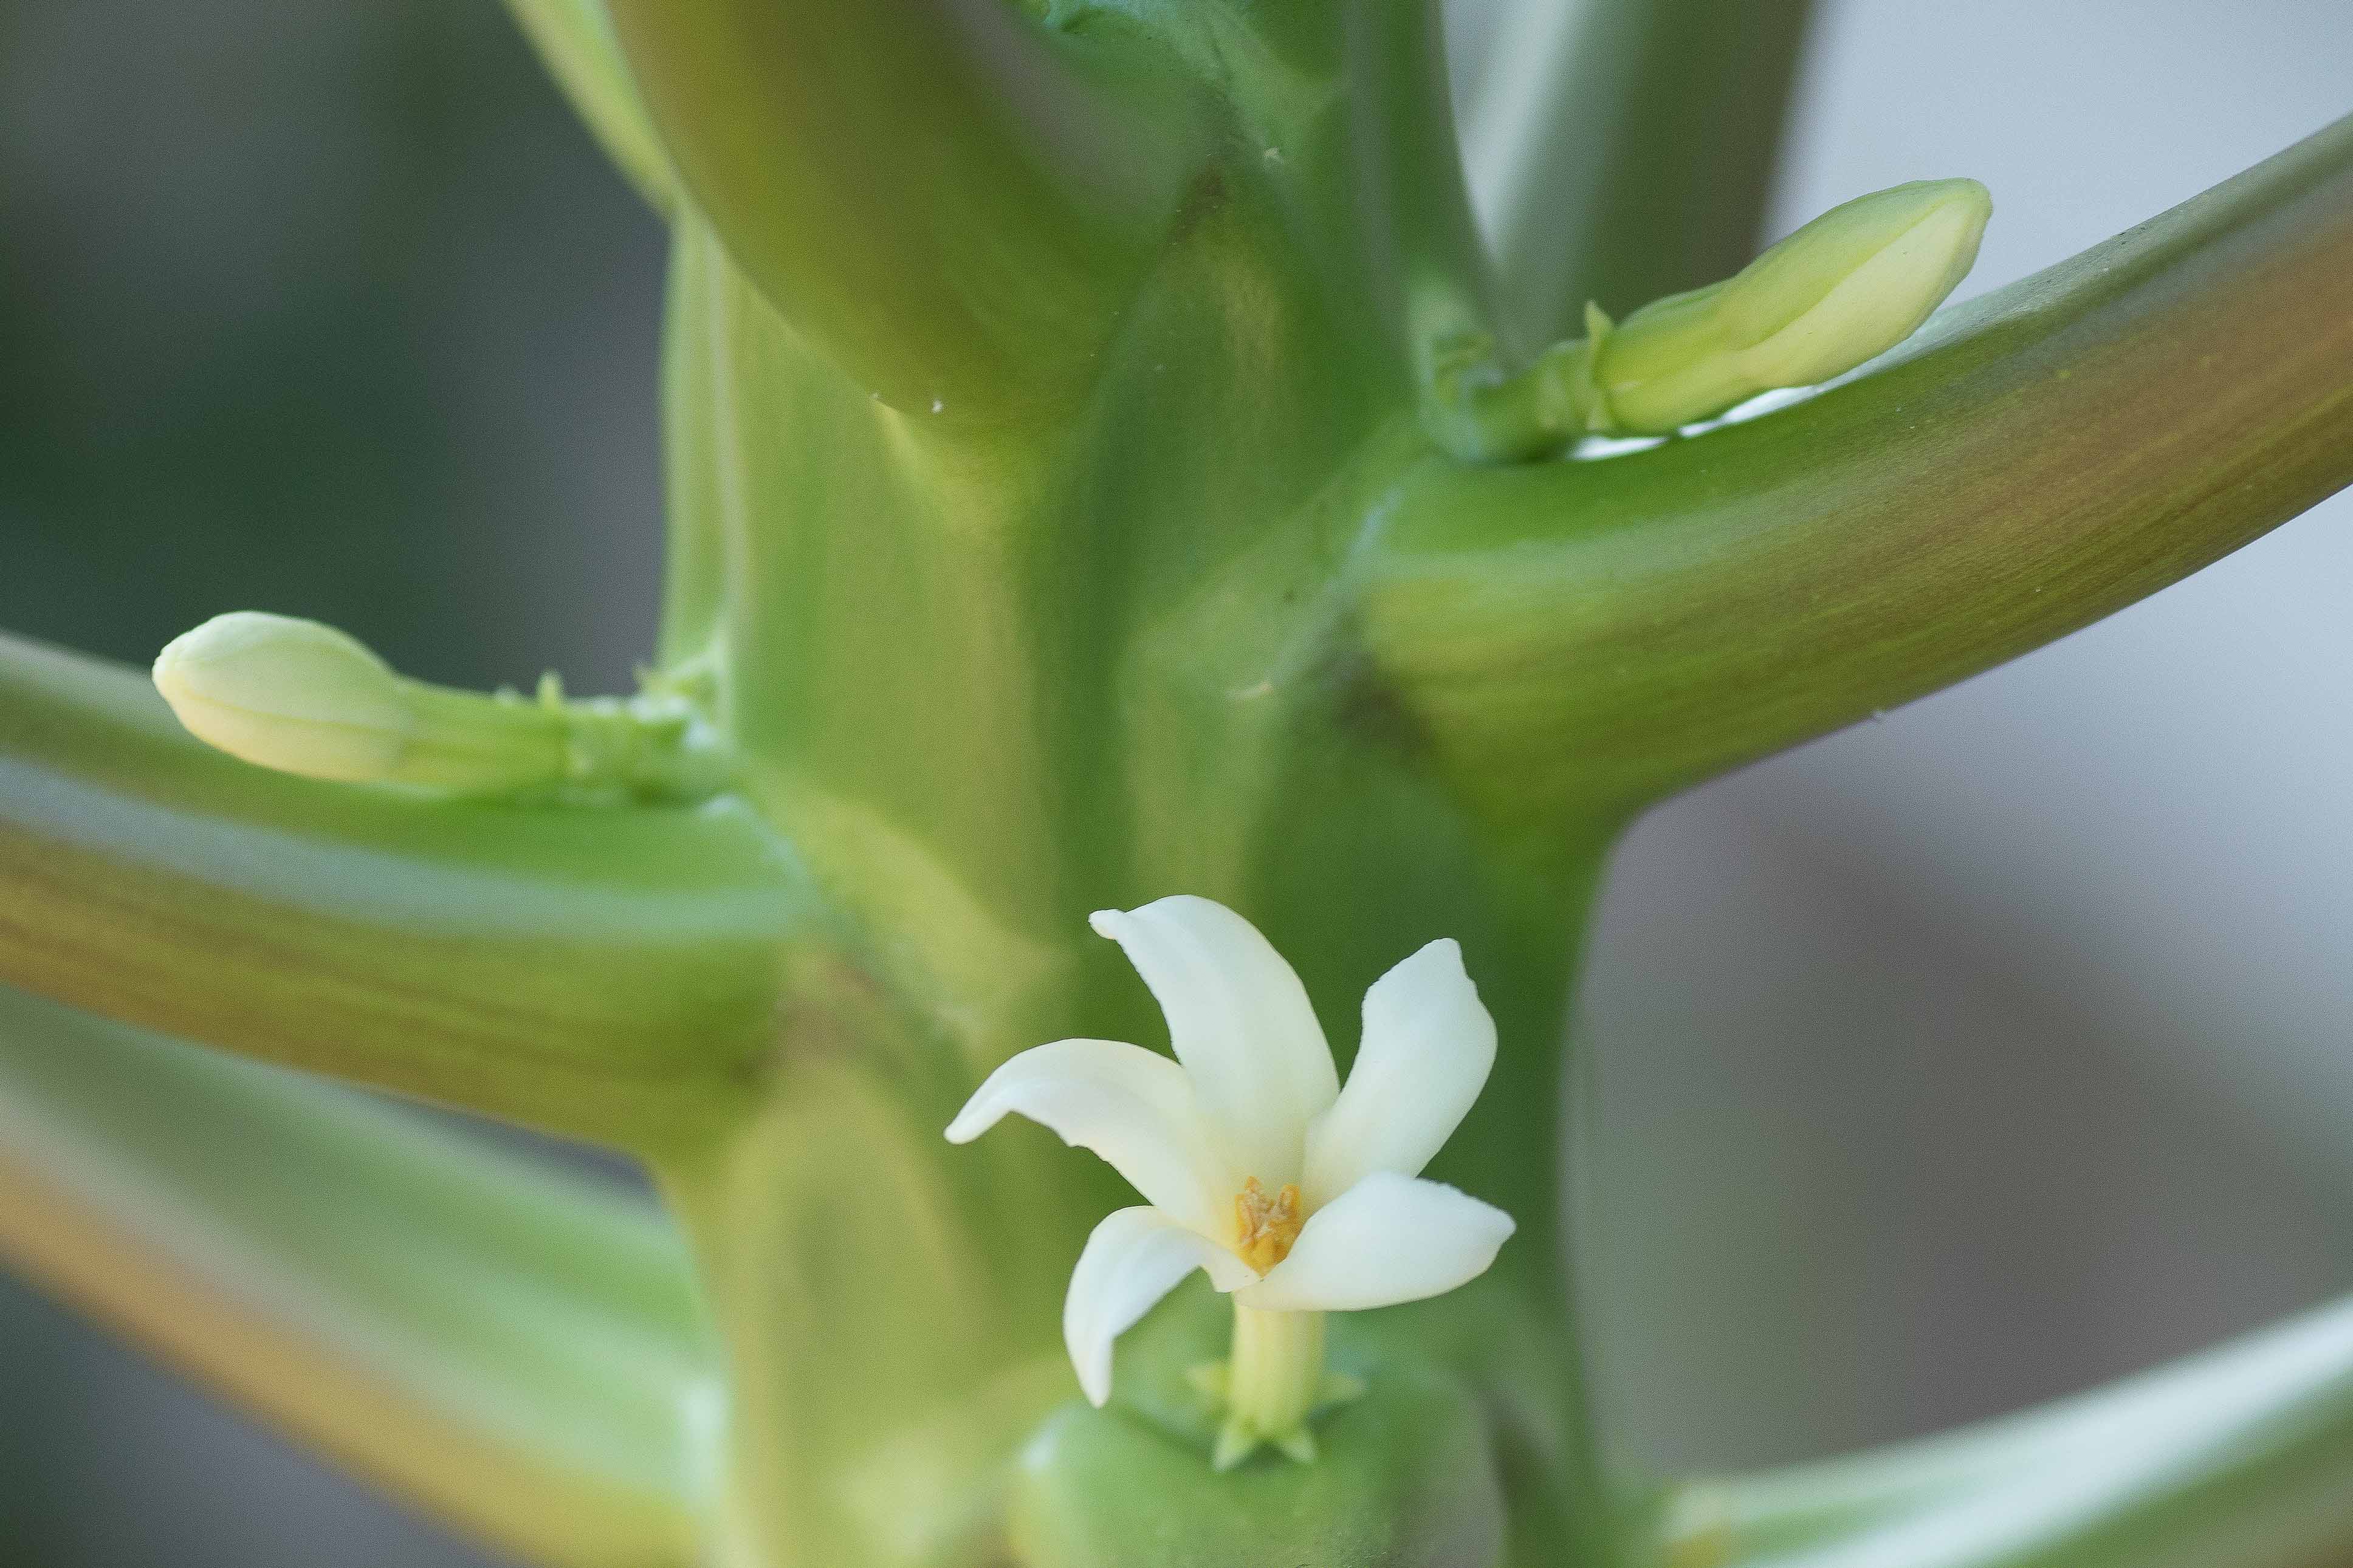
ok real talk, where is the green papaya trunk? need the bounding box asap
[650,200,1613,1563]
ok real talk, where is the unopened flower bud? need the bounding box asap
[154,612,416,782]
[1590,177,1992,435]
[154,611,729,800]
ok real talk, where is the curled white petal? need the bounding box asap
[945,1038,1231,1239]
[1064,1207,1259,1407]
[1302,939,1496,1207]
[1089,896,1337,1186]
[1237,1171,1514,1313]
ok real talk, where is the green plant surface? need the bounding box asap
[1668,1290,2353,1568]
[608,0,1208,417]
[0,984,712,1567]
[1,1,2351,1566]
[0,633,807,1149]
[1361,111,2353,830]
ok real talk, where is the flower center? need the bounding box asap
[1234,1177,1304,1272]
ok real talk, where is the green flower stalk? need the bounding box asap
[154,611,727,800]
[4,2,2353,1566]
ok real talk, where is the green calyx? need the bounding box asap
[1190,1306,1367,1470]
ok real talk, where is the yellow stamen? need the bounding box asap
[1234,1178,1304,1273]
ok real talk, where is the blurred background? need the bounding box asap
[1,0,2349,1561]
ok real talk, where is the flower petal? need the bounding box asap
[945,1038,1234,1239]
[1064,1207,1259,1406]
[1236,1172,1514,1313]
[1301,939,1497,1207]
[1089,896,1337,1186]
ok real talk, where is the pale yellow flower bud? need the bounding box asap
[1590,177,1993,435]
[155,611,729,799]
[154,612,416,782]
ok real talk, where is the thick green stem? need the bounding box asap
[1668,1290,2353,1568]
[1360,112,2353,832]
[1463,0,1816,351]
[1162,0,1500,414]
[0,633,806,1149]
[1283,0,1500,380]
[606,0,1204,417]
[0,983,713,1568]
[643,191,1613,1561]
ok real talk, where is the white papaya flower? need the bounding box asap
[946,895,1514,1465]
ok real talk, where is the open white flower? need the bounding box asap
[945,895,1514,1465]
